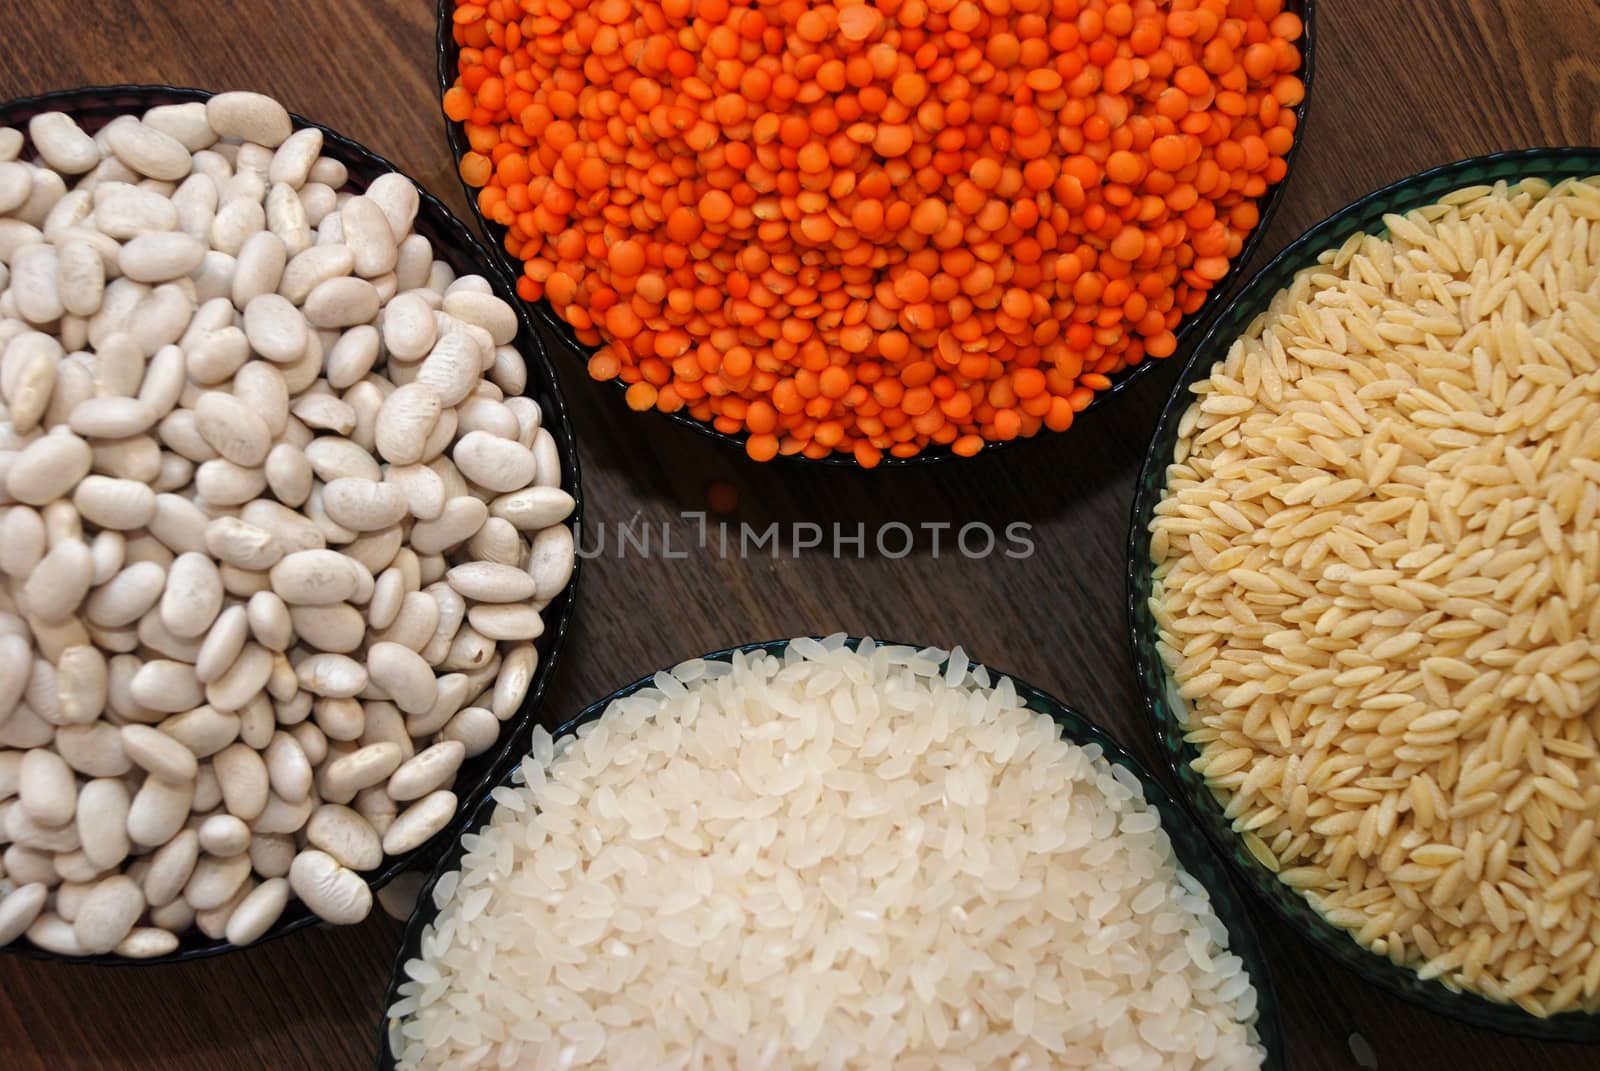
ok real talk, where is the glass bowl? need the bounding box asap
[377,637,1285,1069]
[432,1,1317,468]
[0,84,584,964]
[1126,147,1600,1039]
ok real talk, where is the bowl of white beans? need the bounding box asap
[0,85,583,963]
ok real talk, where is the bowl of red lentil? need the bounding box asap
[436,0,1314,467]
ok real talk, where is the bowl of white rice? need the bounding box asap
[379,636,1280,1070]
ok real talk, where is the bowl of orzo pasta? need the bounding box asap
[1128,147,1600,1038]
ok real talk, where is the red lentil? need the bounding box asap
[448,0,1304,465]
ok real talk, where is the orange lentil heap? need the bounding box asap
[447,0,1305,465]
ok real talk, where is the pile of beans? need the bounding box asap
[446,0,1305,464]
[0,91,576,957]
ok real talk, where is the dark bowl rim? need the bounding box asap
[432,0,1317,468]
[375,635,1286,1071]
[0,82,585,966]
[1124,145,1600,1039]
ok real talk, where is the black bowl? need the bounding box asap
[1126,148,1600,1038]
[0,84,583,964]
[377,637,1284,1069]
[434,1,1317,467]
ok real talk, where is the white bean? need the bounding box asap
[0,160,28,213]
[114,229,200,283]
[10,244,62,323]
[55,722,130,777]
[386,740,465,802]
[195,814,249,858]
[73,475,156,530]
[213,741,270,821]
[364,174,419,240]
[205,642,273,713]
[224,876,288,945]
[381,292,434,360]
[116,926,180,958]
[107,121,191,182]
[29,113,99,175]
[442,290,518,346]
[269,548,361,605]
[86,560,165,627]
[0,507,46,577]
[74,875,146,954]
[280,243,353,304]
[242,292,307,364]
[248,833,295,879]
[527,523,576,602]
[306,803,382,871]
[232,230,287,307]
[445,561,537,604]
[204,516,281,573]
[69,395,161,438]
[450,430,536,494]
[374,382,441,465]
[192,390,271,467]
[532,427,561,488]
[381,790,457,855]
[456,397,521,442]
[288,849,370,924]
[160,552,223,638]
[413,330,483,407]
[208,197,264,256]
[127,288,193,356]
[56,643,109,724]
[57,238,105,319]
[291,391,355,434]
[26,912,84,955]
[268,127,322,188]
[366,642,437,716]
[440,705,500,758]
[340,196,397,278]
[233,361,290,438]
[22,538,93,623]
[320,741,403,803]
[19,748,76,828]
[489,345,527,395]
[184,851,251,911]
[265,183,312,255]
[126,774,193,848]
[205,92,292,147]
[0,883,48,945]
[158,705,238,758]
[120,724,199,783]
[466,603,546,642]
[143,102,216,152]
[322,476,406,531]
[141,827,199,907]
[296,653,368,699]
[171,172,218,242]
[409,496,487,555]
[15,169,66,230]
[250,790,313,835]
[384,463,444,523]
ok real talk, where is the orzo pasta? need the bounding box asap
[1149,175,1600,1016]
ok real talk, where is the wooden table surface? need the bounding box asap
[2,1,1598,1068]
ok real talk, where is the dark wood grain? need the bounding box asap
[2,1,1598,1068]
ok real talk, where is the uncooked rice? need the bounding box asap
[389,636,1264,1070]
[1150,175,1600,1016]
